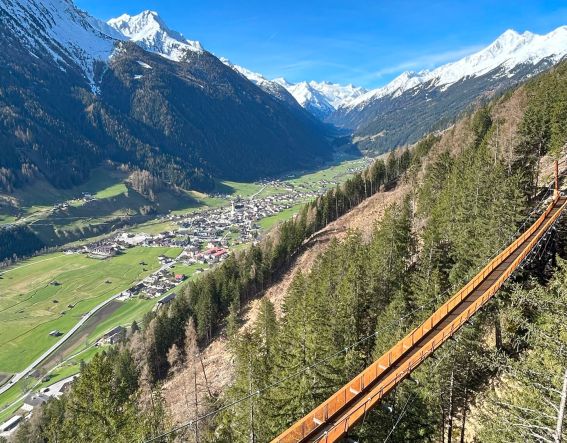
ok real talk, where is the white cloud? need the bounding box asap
[369,44,485,80]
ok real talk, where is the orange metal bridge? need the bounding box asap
[273,161,567,443]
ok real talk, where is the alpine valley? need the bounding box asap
[0,2,333,193]
[3,1,567,442]
[1,0,566,193]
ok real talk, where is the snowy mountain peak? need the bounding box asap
[107,10,203,61]
[220,59,298,104]
[273,78,366,116]
[307,81,367,108]
[273,79,333,117]
[346,25,567,110]
[0,0,120,91]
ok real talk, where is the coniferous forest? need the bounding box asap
[9,62,567,443]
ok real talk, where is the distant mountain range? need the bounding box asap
[225,26,567,152]
[197,24,567,153]
[1,0,566,194]
[272,79,367,119]
[0,2,332,192]
[328,27,567,151]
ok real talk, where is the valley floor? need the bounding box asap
[0,156,373,424]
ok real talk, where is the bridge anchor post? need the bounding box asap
[555,160,560,199]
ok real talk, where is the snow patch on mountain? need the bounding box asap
[107,11,203,61]
[274,78,366,113]
[276,80,335,117]
[0,0,120,90]
[307,81,367,108]
[347,26,567,110]
[221,58,289,98]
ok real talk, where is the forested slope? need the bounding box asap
[9,62,567,443]
[215,61,567,442]
[0,2,333,193]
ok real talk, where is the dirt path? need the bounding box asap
[40,300,123,370]
[163,183,409,424]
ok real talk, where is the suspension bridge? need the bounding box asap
[273,161,567,443]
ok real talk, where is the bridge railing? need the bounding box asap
[274,192,565,443]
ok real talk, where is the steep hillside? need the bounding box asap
[163,176,410,423]
[0,2,333,193]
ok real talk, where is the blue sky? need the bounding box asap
[76,0,567,89]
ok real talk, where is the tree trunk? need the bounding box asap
[249,359,256,443]
[460,362,471,443]
[447,370,455,443]
[194,361,199,443]
[460,385,468,443]
[494,313,503,351]
[440,402,446,443]
[554,366,567,443]
[199,353,213,398]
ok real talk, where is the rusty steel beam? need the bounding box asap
[273,194,567,443]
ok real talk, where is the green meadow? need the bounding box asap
[0,247,180,374]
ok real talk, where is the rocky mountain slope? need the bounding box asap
[330,26,567,152]
[0,1,333,192]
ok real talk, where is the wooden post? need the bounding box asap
[555,160,560,199]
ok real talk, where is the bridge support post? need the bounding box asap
[554,366,567,443]
[555,160,560,200]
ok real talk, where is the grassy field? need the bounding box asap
[0,158,370,250]
[82,299,154,347]
[0,246,180,374]
[4,168,129,219]
[258,203,306,230]
[0,158,371,374]
[0,345,107,423]
[286,158,369,189]
[0,156,375,423]
[0,168,202,249]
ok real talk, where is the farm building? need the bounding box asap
[99,326,125,345]
[155,293,177,310]
[0,415,22,437]
[22,393,49,412]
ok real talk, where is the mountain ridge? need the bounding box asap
[344,26,567,111]
[0,0,334,192]
[329,25,567,151]
[107,11,204,61]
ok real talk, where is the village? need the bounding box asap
[61,169,378,311]
[0,162,377,438]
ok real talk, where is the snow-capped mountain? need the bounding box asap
[107,11,203,61]
[331,26,567,151]
[274,78,366,118]
[0,0,120,90]
[0,0,332,192]
[220,59,299,106]
[273,79,335,118]
[346,27,567,110]
[308,81,367,109]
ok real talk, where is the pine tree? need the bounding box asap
[477,259,567,442]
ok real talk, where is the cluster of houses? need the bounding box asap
[117,268,185,301]
[0,376,76,438]
[62,160,375,264]
[51,192,97,214]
